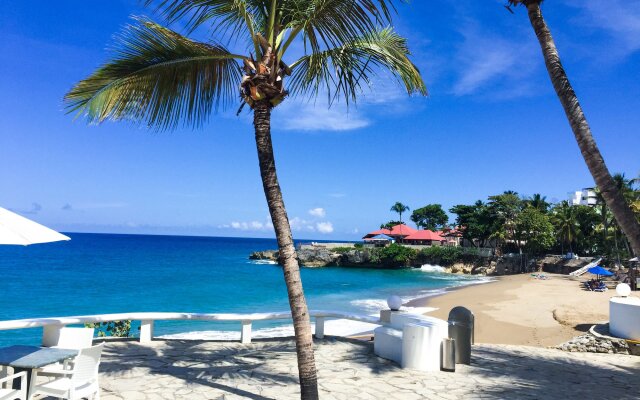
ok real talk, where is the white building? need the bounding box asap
[569,188,597,206]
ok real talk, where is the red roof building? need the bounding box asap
[363,228,392,238]
[363,224,444,245]
[387,224,418,237]
[363,224,417,240]
[403,230,445,245]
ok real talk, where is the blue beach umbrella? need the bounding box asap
[587,266,613,279]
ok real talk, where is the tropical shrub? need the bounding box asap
[370,244,418,267]
[332,247,354,254]
[418,246,463,266]
[85,320,132,338]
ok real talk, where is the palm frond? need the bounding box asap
[146,0,266,55]
[64,18,243,130]
[279,0,401,55]
[288,27,426,106]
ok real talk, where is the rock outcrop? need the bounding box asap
[555,323,638,356]
[249,250,278,262]
[297,247,342,267]
[250,248,382,268]
[539,255,595,274]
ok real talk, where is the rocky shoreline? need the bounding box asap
[556,324,639,356]
[250,245,600,275]
[249,247,528,275]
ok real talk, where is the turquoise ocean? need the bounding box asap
[0,233,487,346]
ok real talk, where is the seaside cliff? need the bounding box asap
[251,246,511,274]
[250,244,596,275]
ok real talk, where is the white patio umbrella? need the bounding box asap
[0,206,70,245]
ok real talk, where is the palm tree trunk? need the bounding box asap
[601,205,608,251]
[253,100,319,400]
[525,3,640,256]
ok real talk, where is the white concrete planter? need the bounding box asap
[609,297,640,340]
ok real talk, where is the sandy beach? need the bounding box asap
[409,273,617,347]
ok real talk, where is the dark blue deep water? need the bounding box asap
[0,233,485,345]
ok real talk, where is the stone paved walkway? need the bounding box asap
[94,338,639,400]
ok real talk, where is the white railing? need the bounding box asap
[0,311,381,344]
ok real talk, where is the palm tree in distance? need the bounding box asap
[506,0,640,256]
[64,1,425,398]
[390,202,410,224]
[553,201,578,255]
[527,193,549,213]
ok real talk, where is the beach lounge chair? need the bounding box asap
[29,343,103,400]
[0,370,27,400]
[594,282,608,292]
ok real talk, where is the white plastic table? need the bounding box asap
[0,345,77,390]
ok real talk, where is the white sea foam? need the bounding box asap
[420,264,446,272]
[350,296,439,316]
[160,267,492,341]
[248,259,277,265]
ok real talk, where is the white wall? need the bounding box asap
[609,297,640,340]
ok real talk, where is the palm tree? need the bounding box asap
[390,202,410,224]
[552,201,578,254]
[64,1,425,398]
[507,0,640,256]
[526,193,549,213]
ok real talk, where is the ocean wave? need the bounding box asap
[350,293,441,315]
[419,264,446,272]
[248,259,277,265]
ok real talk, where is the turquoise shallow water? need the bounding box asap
[0,233,486,345]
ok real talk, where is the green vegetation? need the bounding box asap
[380,220,402,230]
[390,202,410,224]
[515,208,555,255]
[411,204,448,230]
[370,244,418,267]
[85,320,132,338]
[418,246,464,266]
[331,247,354,254]
[449,176,639,260]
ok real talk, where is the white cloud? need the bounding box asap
[289,217,316,232]
[223,216,334,234]
[228,220,274,232]
[308,207,326,218]
[565,0,640,57]
[276,102,369,132]
[218,216,334,234]
[316,222,334,234]
[451,24,539,98]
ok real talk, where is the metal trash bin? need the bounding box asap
[448,306,474,365]
[441,338,455,372]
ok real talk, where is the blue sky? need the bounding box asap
[0,0,638,240]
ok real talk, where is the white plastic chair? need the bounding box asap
[0,370,27,400]
[29,344,103,400]
[42,327,95,349]
[40,327,95,376]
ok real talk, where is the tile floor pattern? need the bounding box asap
[84,337,640,400]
